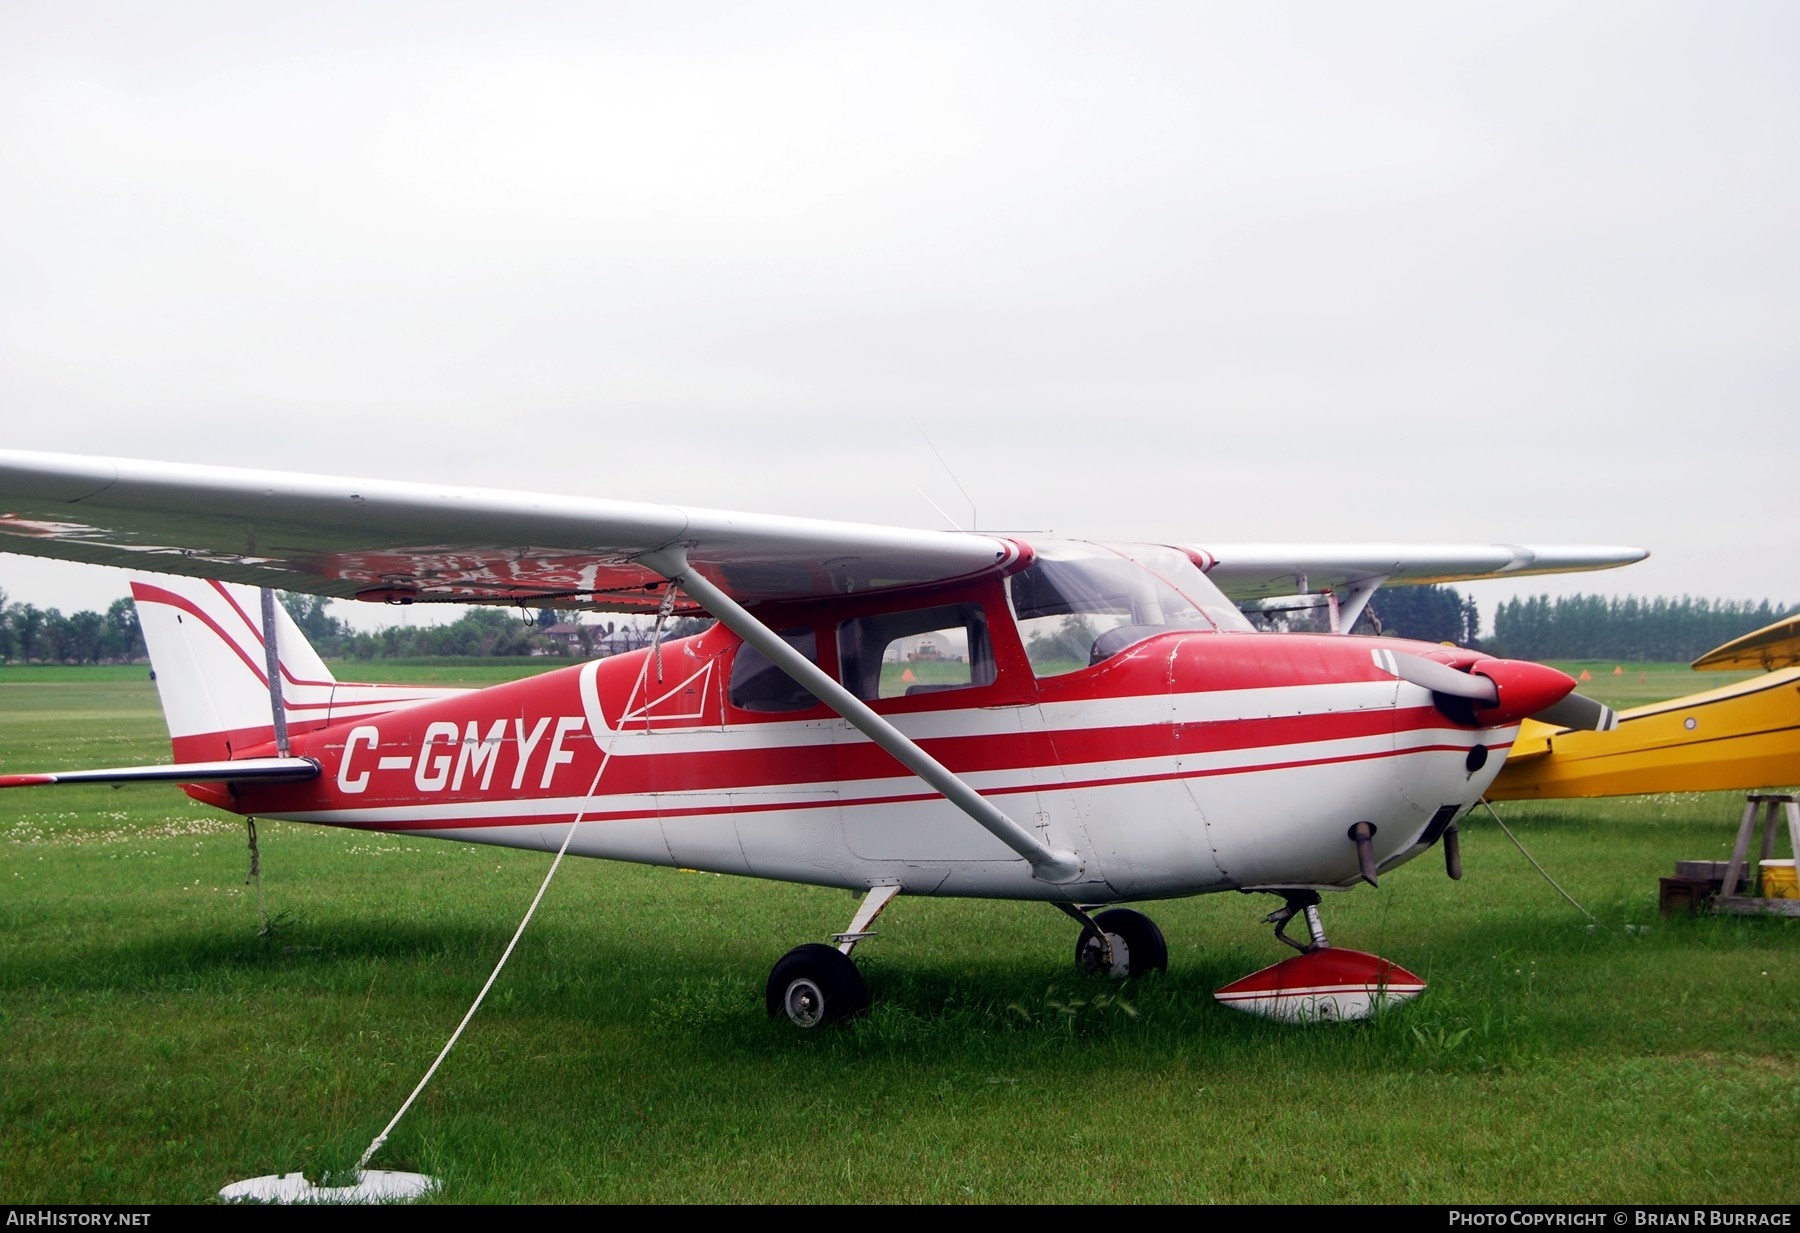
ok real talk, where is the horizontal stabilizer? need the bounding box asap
[0,757,319,789]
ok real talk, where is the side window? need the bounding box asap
[728,629,819,713]
[837,604,994,701]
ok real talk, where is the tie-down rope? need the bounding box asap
[355,589,680,1174]
[1477,797,1598,923]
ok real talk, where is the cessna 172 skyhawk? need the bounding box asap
[0,450,1644,1025]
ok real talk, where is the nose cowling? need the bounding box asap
[1468,659,1577,728]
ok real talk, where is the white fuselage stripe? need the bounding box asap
[260,728,1483,828]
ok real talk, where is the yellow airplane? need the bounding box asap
[1487,616,1800,799]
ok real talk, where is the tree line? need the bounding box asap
[0,591,147,664]
[1356,585,1482,645]
[0,587,710,664]
[1251,585,1479,643]
[1487,594,1792,662]
[1216,583,1792,663]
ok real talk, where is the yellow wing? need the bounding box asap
[1690,614,1800,672]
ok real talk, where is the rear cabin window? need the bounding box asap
[727,629,819,713]
[837,604,995,701]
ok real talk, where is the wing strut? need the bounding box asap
[639,549,1083,884]
[259,587,291,756]
[1332,576,1387,634]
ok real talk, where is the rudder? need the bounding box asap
[132,577,336,761]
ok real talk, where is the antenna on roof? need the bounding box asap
[911,484,965,533]
[911,417,978,532]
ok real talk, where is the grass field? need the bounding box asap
[1,660,1796,1204]
[1534,660,1763,710]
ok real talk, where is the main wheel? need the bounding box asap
[765,943,869,1028]
[1074,908,1169,979]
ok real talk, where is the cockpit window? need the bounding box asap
[1111,542,1254,634]
[1006,540,1251,677]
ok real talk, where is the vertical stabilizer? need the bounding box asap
[132,578,336,760]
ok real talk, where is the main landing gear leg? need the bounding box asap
[1264,890,1330,954]
[1057,903,1169,979]
[765,885,900,1029]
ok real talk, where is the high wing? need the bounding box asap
[0,450,1020,614]
[0,451,1644,615]
[1191,543,1649,602]
[1690,613,1800,672]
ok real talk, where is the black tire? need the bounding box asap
[765,943,869,1028]
[1074,908,1169,979]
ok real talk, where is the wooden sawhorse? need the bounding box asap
[1714,793,1800,917]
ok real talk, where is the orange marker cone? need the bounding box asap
[1614,665,1624,675]
[901,667,916,683]
[1579,669,1591,682]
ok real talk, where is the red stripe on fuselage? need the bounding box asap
[228,627,1498,823]
[235,691,1477,818]
[243,699,1420,806]
[278,734,1508,834]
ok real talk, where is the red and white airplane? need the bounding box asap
[0,450,1643,1025]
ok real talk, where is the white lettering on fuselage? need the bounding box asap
[414,721,461,791]
[337,726,379,793]
[332,716,585,797]
[510,717,552,791]
[453,719,507,791]
[540,716,584,790]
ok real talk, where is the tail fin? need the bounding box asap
[132,577,337,761]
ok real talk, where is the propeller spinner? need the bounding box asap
[1386,650,1616,731]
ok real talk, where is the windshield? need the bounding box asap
[1006,540,1251,677]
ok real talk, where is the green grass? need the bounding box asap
[1539,661,1758,710]
[877,658,976,695]
[325,658,573,684]
[1,667,1796,1204]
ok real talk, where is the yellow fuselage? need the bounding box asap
[1488,667,1800,799]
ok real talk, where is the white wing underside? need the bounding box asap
[0,451,1645,612]
[1189,542,1650,601]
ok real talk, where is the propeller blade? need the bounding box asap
[1386,651,1498,704]
[1530,692,1618,732]
[1388,650,1587,728]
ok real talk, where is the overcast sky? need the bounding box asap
[2,1,1794,634]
